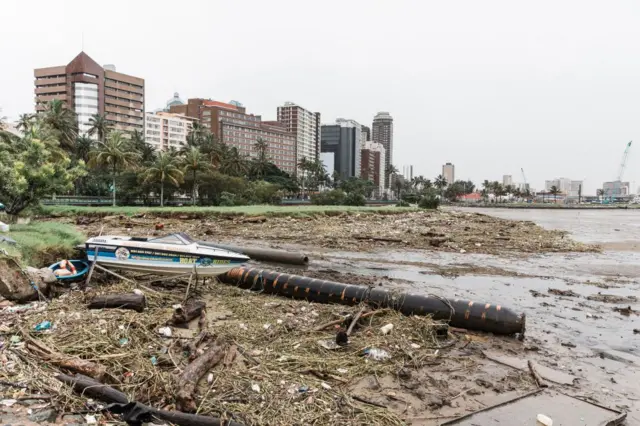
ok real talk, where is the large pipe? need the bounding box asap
[198,241,308,266]
[218,267,525,336]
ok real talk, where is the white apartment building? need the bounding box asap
[277,102,321,174]
[442,162,455,185]
[144,112,197,151]
[503,175,513,186]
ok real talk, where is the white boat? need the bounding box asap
[85,233,249,276]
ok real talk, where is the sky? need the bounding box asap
[2,0,640,194]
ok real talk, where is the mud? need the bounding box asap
[17,208,640,423]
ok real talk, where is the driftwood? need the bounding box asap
[171,300,206,326]
[346,307,367,336]
[0,258,54,302]
[24,334,107,381]
[354,235,403,243]
[527,360,548,388]
[183,330,212,360]
[176,338,227,412]
[88,294,146,312]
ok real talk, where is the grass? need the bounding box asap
[39,204,418,218]
[1,222,85,267]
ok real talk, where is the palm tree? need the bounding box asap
[549,185,561,203]
[385,164,399,187]
[16,113,35,133]
[482,180,491,202]
[596,188,604,202]
[144,151,184,207]
[88,114,109,141]
[182,146,211,206]
[75,135,94,163]
[219,146,248,177]
[41,99,78,151]
[251,138,270,179]
[434,174,447,196]
[88,131,140,206]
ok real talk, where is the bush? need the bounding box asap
[245,181,282,204]
[311,190,346,205]
[418,195,440,209]
[396,200,410,207]
[344,192,366,206]
[219,192,236,206]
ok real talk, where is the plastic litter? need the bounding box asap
[119,338,129,346]
[298,385,309,393]
[207,373,214,384]
[85,415,97,424]
[1,399,17,407]
[0,221,9,232]
[34,321,52,331]
[251,384,261,393]
[150,356,158,366]
[380,323,394,335]
[317,339,341,350]
[363,347,391,361]
[133,289,144,296]
[157,327,172,337]
[536,414,553,426]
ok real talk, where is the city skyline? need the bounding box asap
[2,0,640,194]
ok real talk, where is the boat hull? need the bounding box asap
[85,243,247,277]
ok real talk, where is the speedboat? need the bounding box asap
[85,232,249,276]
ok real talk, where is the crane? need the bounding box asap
[520,168,531,199]
[609,141,632,201]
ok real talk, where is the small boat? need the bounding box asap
[85,232,249,276]
[48,260,90,282]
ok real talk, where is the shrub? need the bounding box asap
[396,200,410,207]
[418,195,440,209]
[311,190,346,205]
[344,192,366,206]
[219,192,236,206]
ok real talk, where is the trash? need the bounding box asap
[318,339,341,350]
[85,414,98,424]
[561,342,576,348]
[150,356,158,366]
[410,343,421,349]
[10,335,21,344]
[133,289,144,296]
[155,223,164,230]
[337,368,348,374]
[298,385,309,393]
[1,399,17,407]
[536,413,553,426]
[380,323,394,335]
[263,323,271,330]
[0,221,9,232]
[320,382,331,390]
[207,373,214,384]
[363,347,391,361]
[157,327,172,337]
[335,330,348,346]
[276,319,283,324]
[251,384,261,393]
[34,320,52,331]
[239,323,248,330]
[119,338,129,346]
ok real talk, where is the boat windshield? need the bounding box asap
[148,233,195,245]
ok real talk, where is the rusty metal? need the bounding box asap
[218,267,526,336]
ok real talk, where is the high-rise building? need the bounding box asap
[321,119,362,179]
[545,178,572,193]
[372,112,393,187]
[171,99,296,174]
[161,92,185,112]
[144,112,197,151]
[603,180,630,197]
[503,175,513,186]
[34,52,144,137]
[361,141,386,194]
[402,165,414,181]
[443,162,455,185]
[277,102,321,172]
[361,125,371,142]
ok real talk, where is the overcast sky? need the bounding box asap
[2,0,640,194]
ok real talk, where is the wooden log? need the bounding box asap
[24,334,107,381]
[171,300,206,326]
[176,338,227,412]
[88,294,145,312]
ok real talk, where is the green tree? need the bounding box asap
[88,131,140,206]
[251,138,270,180]
[143,151,184,207]
[16,113,35,133]
[41,99,78,151]
[434,174,447,196]
[385,164,399,188]
[0,123,85,216]
[549,185,561,203]
[596,188,604,201]
[130,129,156,164]
[219,146,248,177]
[87,114,109,142]
[182,146,211,206]
[482,180,491,202]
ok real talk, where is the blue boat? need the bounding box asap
[48,260,90,282]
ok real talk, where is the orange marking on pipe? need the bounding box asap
[465,310,470,320]
[352,297,357,303]
[294,286,299,293]
[273,274,282,287]
[340,288,346,300]
[305,287,310,293]
[481,312,486,320]
[496,305,502,311]
[485,303,490,309]
[468,301,474,307]
[283,283,288,290]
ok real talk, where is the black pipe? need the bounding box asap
[218,267,525,336]
[198,241,309,266]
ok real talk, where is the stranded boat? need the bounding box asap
[85,233,249,276]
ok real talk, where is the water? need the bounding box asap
[309,208,640,422]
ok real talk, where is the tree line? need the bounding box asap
[1,101,342,215]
